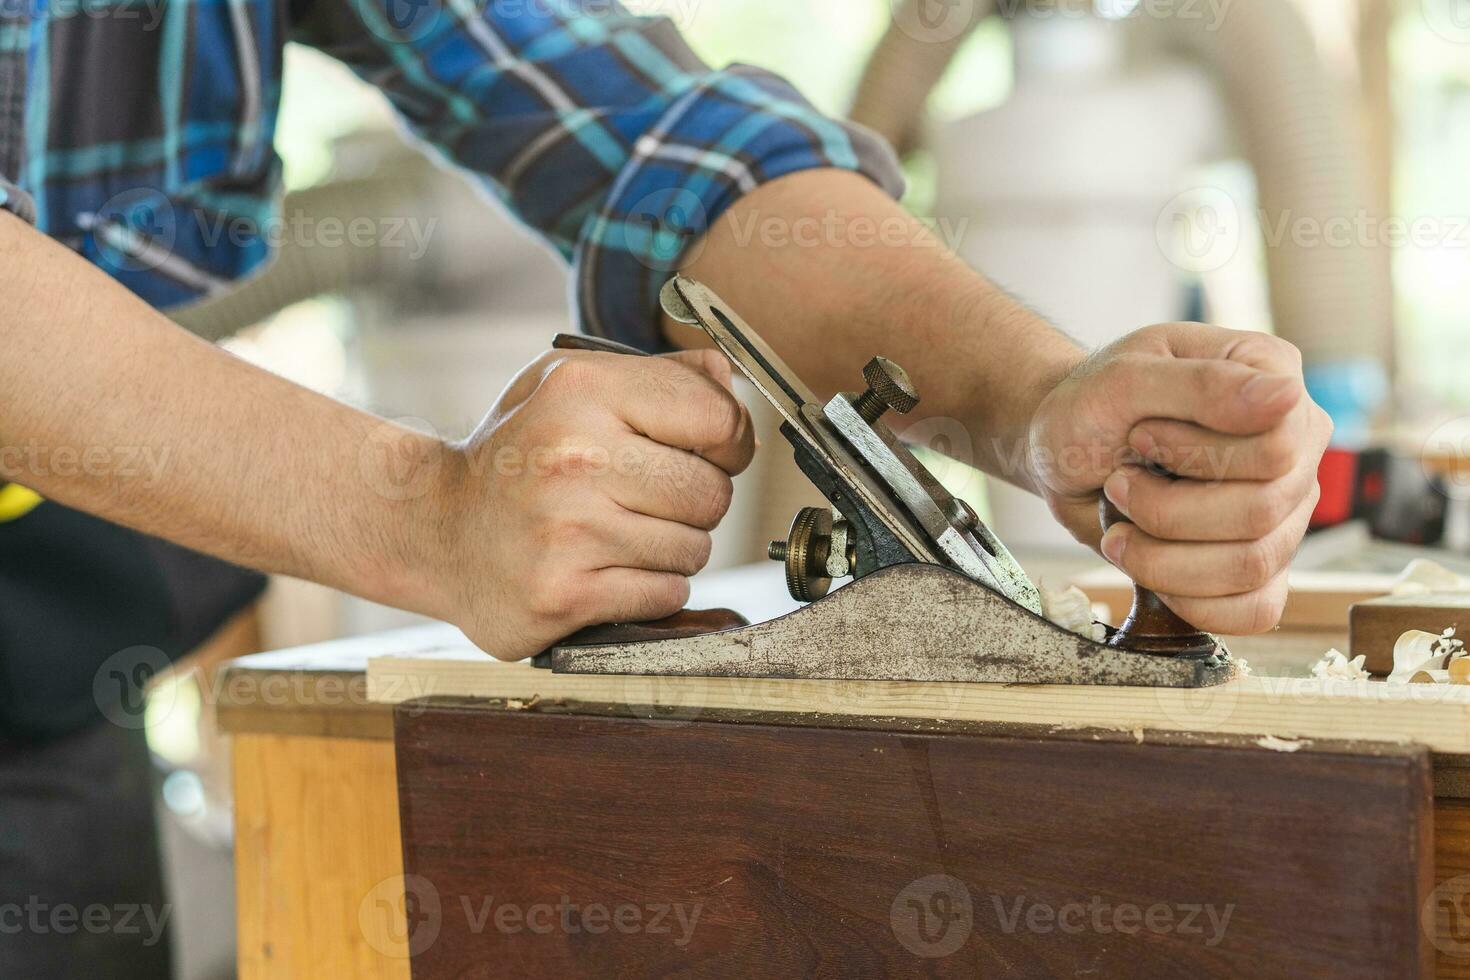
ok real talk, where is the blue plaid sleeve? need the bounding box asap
[0,176,36,225]
[294,0,904,350]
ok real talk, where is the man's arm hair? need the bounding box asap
[667,169,1087,494]
[0,211,458,620]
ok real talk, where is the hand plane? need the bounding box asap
[534,276,1236,688]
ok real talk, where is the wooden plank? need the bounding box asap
[394,706,1434,978]
[233,733,408,980]
[368,654,1470,755]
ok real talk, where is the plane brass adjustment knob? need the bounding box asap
[769,507,856,602]
[853,357,920,424]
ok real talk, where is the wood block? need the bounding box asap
[394,704,1434,978]
[1350,592,1470,675]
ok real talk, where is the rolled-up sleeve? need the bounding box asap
[0,177,36,225]
[295,0,904,350]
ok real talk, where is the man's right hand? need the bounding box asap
[440,348,755,661]
[0,212,755,658]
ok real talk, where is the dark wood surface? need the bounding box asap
[395,702,1434,979]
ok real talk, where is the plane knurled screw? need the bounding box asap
[853,356,920,424]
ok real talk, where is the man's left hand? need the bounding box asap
[1027,325,1333,636]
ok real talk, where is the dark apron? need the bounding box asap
[0,493,266,741]
[0,493,266,977]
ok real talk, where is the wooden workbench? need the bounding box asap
[218,620,1470,979]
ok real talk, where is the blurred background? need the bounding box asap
[145,1,1470,975]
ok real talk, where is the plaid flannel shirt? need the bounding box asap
[0,0,902,348]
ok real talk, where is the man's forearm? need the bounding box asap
[665,169,1086,492]
[0,212,454,618]
[668,168,1331,638]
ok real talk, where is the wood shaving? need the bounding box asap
[1038,581,1103,642]
[1372,560,1470,684]
[1391,558,1470,595]
[1388,630,1447,683]
[1256,735,1304,753]
[1310,649,1369,681]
